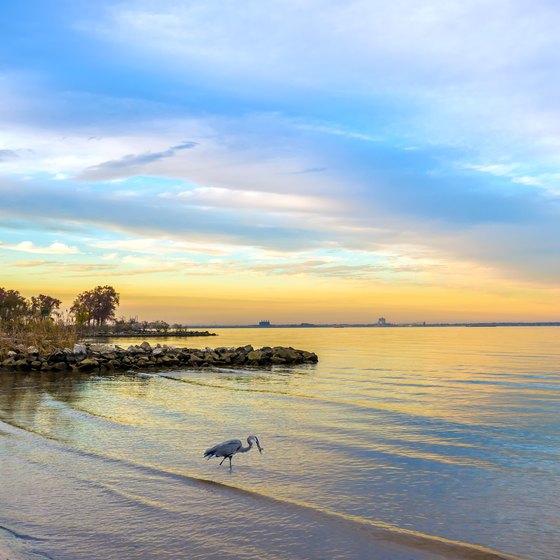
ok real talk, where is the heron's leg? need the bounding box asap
[219,457,226,466]
[229,456,232,469]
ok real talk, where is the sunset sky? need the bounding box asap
[1,1,560,324]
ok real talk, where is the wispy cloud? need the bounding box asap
[77,141,197,181]
[160,186,338,214]
[0,241,80,254]
[0,149,18,161]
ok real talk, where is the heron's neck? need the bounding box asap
[239,441,253,453]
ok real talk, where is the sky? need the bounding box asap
[1,0,560,324]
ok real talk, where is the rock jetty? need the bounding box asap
[0,342,318,373]
[88,330,216,338]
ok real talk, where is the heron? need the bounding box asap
[204,435,264,468]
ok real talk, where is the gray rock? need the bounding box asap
[90,343,115,353]
[73,343,87,356]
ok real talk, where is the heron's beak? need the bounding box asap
[256,438,264,454]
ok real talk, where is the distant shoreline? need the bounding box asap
[184,322,560,329]
[87,330,217,338]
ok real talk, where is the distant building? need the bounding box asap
[258,320,271,327]
[378,317,386,326]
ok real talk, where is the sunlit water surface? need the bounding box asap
[0,327,559,560]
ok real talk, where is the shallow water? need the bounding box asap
[0,327,558,559]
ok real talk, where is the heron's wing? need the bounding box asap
[204,439,242,458]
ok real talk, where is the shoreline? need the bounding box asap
[86,330,216,338]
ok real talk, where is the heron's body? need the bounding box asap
[204,435,263,468]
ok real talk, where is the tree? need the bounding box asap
[31,294,61,320]
[0,287,29,322]
[71,285,120,327]
[149,320,169,332]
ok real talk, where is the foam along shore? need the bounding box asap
[0,342,319,373]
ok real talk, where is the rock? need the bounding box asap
[27,346,39,355]
[247,350,265,363]
[73,343,87,356]
[90,343,115,353]
[188,355,204,365]
[162,355,178,365]
[301,350,318,363]
[273,347,299,362]
[77,358,99,371]
[270,356,286,364]
[1,343,318,374]
[15,359,30,370]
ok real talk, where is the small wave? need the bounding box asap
[0,525,45,543]
[0,526,53,560]
[99,459,525,560]
[0,419,527,560]
[40,395,137,429]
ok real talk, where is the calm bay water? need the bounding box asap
[0,327,558,560]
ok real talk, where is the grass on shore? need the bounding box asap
[0,318,77,359]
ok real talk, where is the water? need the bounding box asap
[0,327,558,560]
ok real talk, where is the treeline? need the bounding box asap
[0,285,120,356]
[112,317,187,333]
[0,285,120,327]
[0,285,191,357]
[0,289,62,323]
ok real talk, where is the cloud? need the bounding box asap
[10,257,185,277]
[14,260,55,267]
[77,141,198,181]
[1,2,560,296]
[0,149,18,161]
[283,167,327,175]
[160,186,338,214]
[0,241,80,254]
[89,237,236,256]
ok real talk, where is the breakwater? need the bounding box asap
[0,341,318,373]
[87,330,216,338]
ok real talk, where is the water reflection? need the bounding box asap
[1,327,559,560]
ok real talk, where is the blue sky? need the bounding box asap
[1,1,559,322]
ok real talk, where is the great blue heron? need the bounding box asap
[204,435,263,468]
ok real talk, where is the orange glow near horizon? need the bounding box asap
[6,263,560,324]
